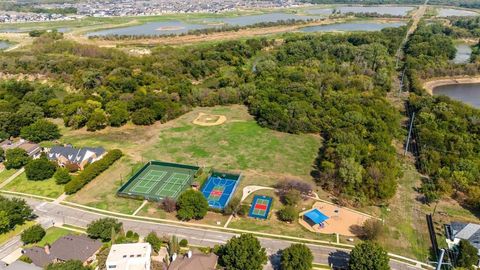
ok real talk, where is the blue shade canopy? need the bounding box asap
[304,209,329,224]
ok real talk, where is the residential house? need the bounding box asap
[47,145,106,170]
[0,139,42,159]
[0,261,42,270]
[168,251,218,270]
[23,235,102,267]
[445,222,480,265]
[106,243,152,270]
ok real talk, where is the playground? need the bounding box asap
[201,171,241,209]
[117,161,199,201]
[299,201,374,236]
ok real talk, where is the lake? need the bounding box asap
[433,83,480,108]
[299,21,406,32]
[453,44,472,64]
[307,6,414,16]
[0,41,11,50]
[437,8,479,17]
[203,13,318,26]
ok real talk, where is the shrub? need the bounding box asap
[179,239,188,247]
[281,189,301,206]
[237,204,250,216]
[65,162,79,173]
[131,108,156,125]
[86,218,122,242]
[21,225,46,244]
[275,179,312,195]
[457,239,479,268]
[277,206,297,222]
[160,197,177,213]
[4,148,30,170]
[64,149,122,194]
[54,168,72,184]
[362,219,383,241]
[25,158,57,181]
[176,190,209,221]
[223,197,240,215]
[145,232,162,253]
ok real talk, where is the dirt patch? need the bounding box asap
[423,75,480,95]
[299,201,373,237]
[192,112,227,126]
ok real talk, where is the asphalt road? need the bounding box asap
[1,198,423,270]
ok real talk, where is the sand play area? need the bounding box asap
[299,201,375,236]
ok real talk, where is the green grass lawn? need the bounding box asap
[35,227,77,247]
[0,168,18,183]
[0,221,35,245]
[3,172,64,198]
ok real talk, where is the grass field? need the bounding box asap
[3,172,64,199]
[64,105,321,216]
[0,221,35,245]
[0,169,18,183]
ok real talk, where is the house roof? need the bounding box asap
[0,261,42,270]
[48,146,105,165]
[168,252,218,270]
[450,222,480,250]
[107,243,151,261]
[0,140,41,157]
[304,209,329,224]
[24,235,102,267]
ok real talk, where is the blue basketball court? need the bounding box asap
[201,172,241,209]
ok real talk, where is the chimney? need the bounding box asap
[44,245,51,255]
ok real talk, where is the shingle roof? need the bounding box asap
[168,252,218,270]
[48,146,105,165]
[451,222,480,250]
[0,261,42,270]
[24,235,102,267]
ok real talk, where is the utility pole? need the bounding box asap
[405,112,415,155]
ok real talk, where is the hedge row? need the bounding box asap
[64,149,123,194]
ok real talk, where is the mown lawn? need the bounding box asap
[3,172,64,198]
[0,221,35,245]
[35,227,77,247]
[0,168,18,183]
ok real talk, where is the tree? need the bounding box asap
[86,109,108,131]
[45,260,90,270]
[281,189,301,206]
[0,196,33,234]
[0,148,4,162]
[348,242,390,270]
[21,224,46,244]
[20,119,61,143]
[160,197,177,213]
[457,239,479,268]
[4,148,30,169]
[176,190,208,221]
[179,239,188,247]
[280,244,313,270]
[218,234,267,270]
[87,218,122,242]
[131,108,156,126]
[25,157,57,181]
[145,232,162,253]
[362,219,383,241]
[277,206,297,222]
[224,197,240,215]
[54,168,72,184]
[106,102,129,127]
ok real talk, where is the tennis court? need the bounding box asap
[248,195,272,219]
[118,161,199,201]
[201,171,241,209]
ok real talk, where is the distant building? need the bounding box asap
[168,251,218,270]
[23,234,102,267]
[0,261,42,270]
[106,243,152,270]
[0,139,42,159]
[445,222,480,258]
[47,145,106,170]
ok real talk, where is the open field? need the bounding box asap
[3,172,63,199]
[0,221,35,245]
[0,169,18,184]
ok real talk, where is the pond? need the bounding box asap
[306,6,414,16]
[299,21,406,32]
[433,83,480,108]
[203,13,318,26]
[0,41,11,50]
[453,44,472,64]
[437,8,479,17]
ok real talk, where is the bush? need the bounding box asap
[179,239,188,247]
[223,197,240,215]
[131,108,156,125]
[277,206,297,222]
[4,148,30,170]
[25,157,57,181]
[275,179,312,195]
[21,225,45,244]
[362,219,383,241]
[86,218,122,242]
[54,168,72,184]
[145,232,162,253]
[457,239,479,268]
[176,190,209,221]
[64,149,122,194]
[237,204,250,216]
[46,260,89,270]
[20,119,61,143]
[160,197,177,213]
[281,189,301,206]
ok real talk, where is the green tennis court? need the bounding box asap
[118,161,199,201]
